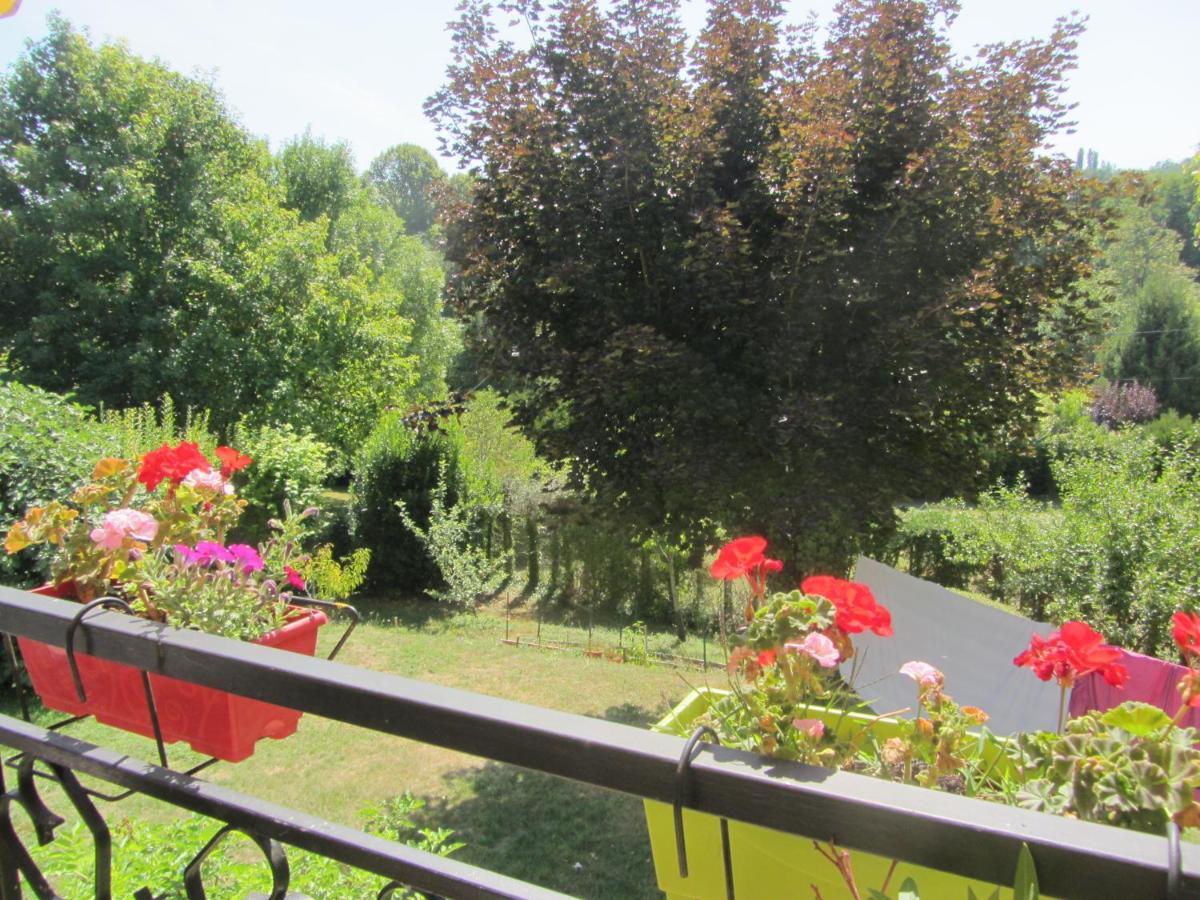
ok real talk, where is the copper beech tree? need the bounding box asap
[428,0,1103,570]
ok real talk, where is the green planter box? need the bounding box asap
[643,688,1033,900]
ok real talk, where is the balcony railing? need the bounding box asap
[0,583,1196,899]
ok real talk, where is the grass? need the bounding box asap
[7,598,710,898]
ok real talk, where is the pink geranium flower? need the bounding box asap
[899,661,944,688]
[89,509,158,550]
[182,468,232,495]
[785,632,840,668]
[793,718,825,739]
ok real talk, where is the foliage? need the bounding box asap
[895,432,1200,656]
[892,501,985,589]
[365,143,446,235]
[397,460,508,608]
[328,194,456,406]
[299,544,371,601]
[29,792,459,899]
[0,19,437,458]
[1090,380,1160,427]
[1013,703,1200,833]
[0,380,116,583]
[452,390,551,513]
[273,130,361,232]
[1101,270,1200,416]
[229,421,332,541]
[3,441,318,640]
[430,0,1102,571]
[350,412,462,592]
[99,395,218,461]
[1081,196,1200,414]
[1146,157,1200,269]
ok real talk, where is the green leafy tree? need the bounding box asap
[0,19,436,457]
[273,130,360,233]
[1147,157,1200,269]
[1102,272,1200,415]
[429,0,1101,570]
[365,143,446,235]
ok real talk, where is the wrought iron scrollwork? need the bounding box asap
[183,823,291,900]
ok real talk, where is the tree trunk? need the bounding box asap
[525,514,540,589]
[500,512,514,578]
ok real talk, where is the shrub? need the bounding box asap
[892,502,986,589]
[1091,380,1160,428]
[397,461,507,607]
[300,545,371,601]
[350,412,462,592]
[1143,409,1200,453]
[25,792,458,898]
[0,380,117,584]
[229,421,332,543]
[99,396,218,459]
[899,436,1200,657]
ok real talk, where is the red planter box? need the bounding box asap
[18,584,327,762]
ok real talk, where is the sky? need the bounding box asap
[0,0,1196,174]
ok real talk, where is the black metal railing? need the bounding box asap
[0,583,1197,899]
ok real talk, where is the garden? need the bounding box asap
[0,0,1199,897]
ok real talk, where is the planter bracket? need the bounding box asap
[674,725,735,898]
[63,597,171,768]
[1167,820,1183,899]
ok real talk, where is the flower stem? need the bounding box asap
[1057,684,1067,734]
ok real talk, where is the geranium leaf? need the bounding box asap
[896,877,920,900]
[1100,702,1173,737]
[91,457,128,479]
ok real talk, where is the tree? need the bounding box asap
[1101,272,1200,415]
[1147,158,1200,269]
[365,143,446,235]
[0,18,437,456]
[429,0,1100,570]
[273,131,360,234]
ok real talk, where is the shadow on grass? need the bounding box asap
[413,762,659,900]
[599,702,661,728]
[411,702,665,899]
[347,594,461,630]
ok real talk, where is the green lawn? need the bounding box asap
[9,599,711,898]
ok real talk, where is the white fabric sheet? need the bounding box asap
[840,557,1060,735]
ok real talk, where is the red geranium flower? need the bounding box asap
[1013,621,1127,688]
[710,536,782,597]
[215,446,253,477]
[1173,611,1200,660]
[756,648,777,668]
[138,441,211,492]
[801,575,892,637]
